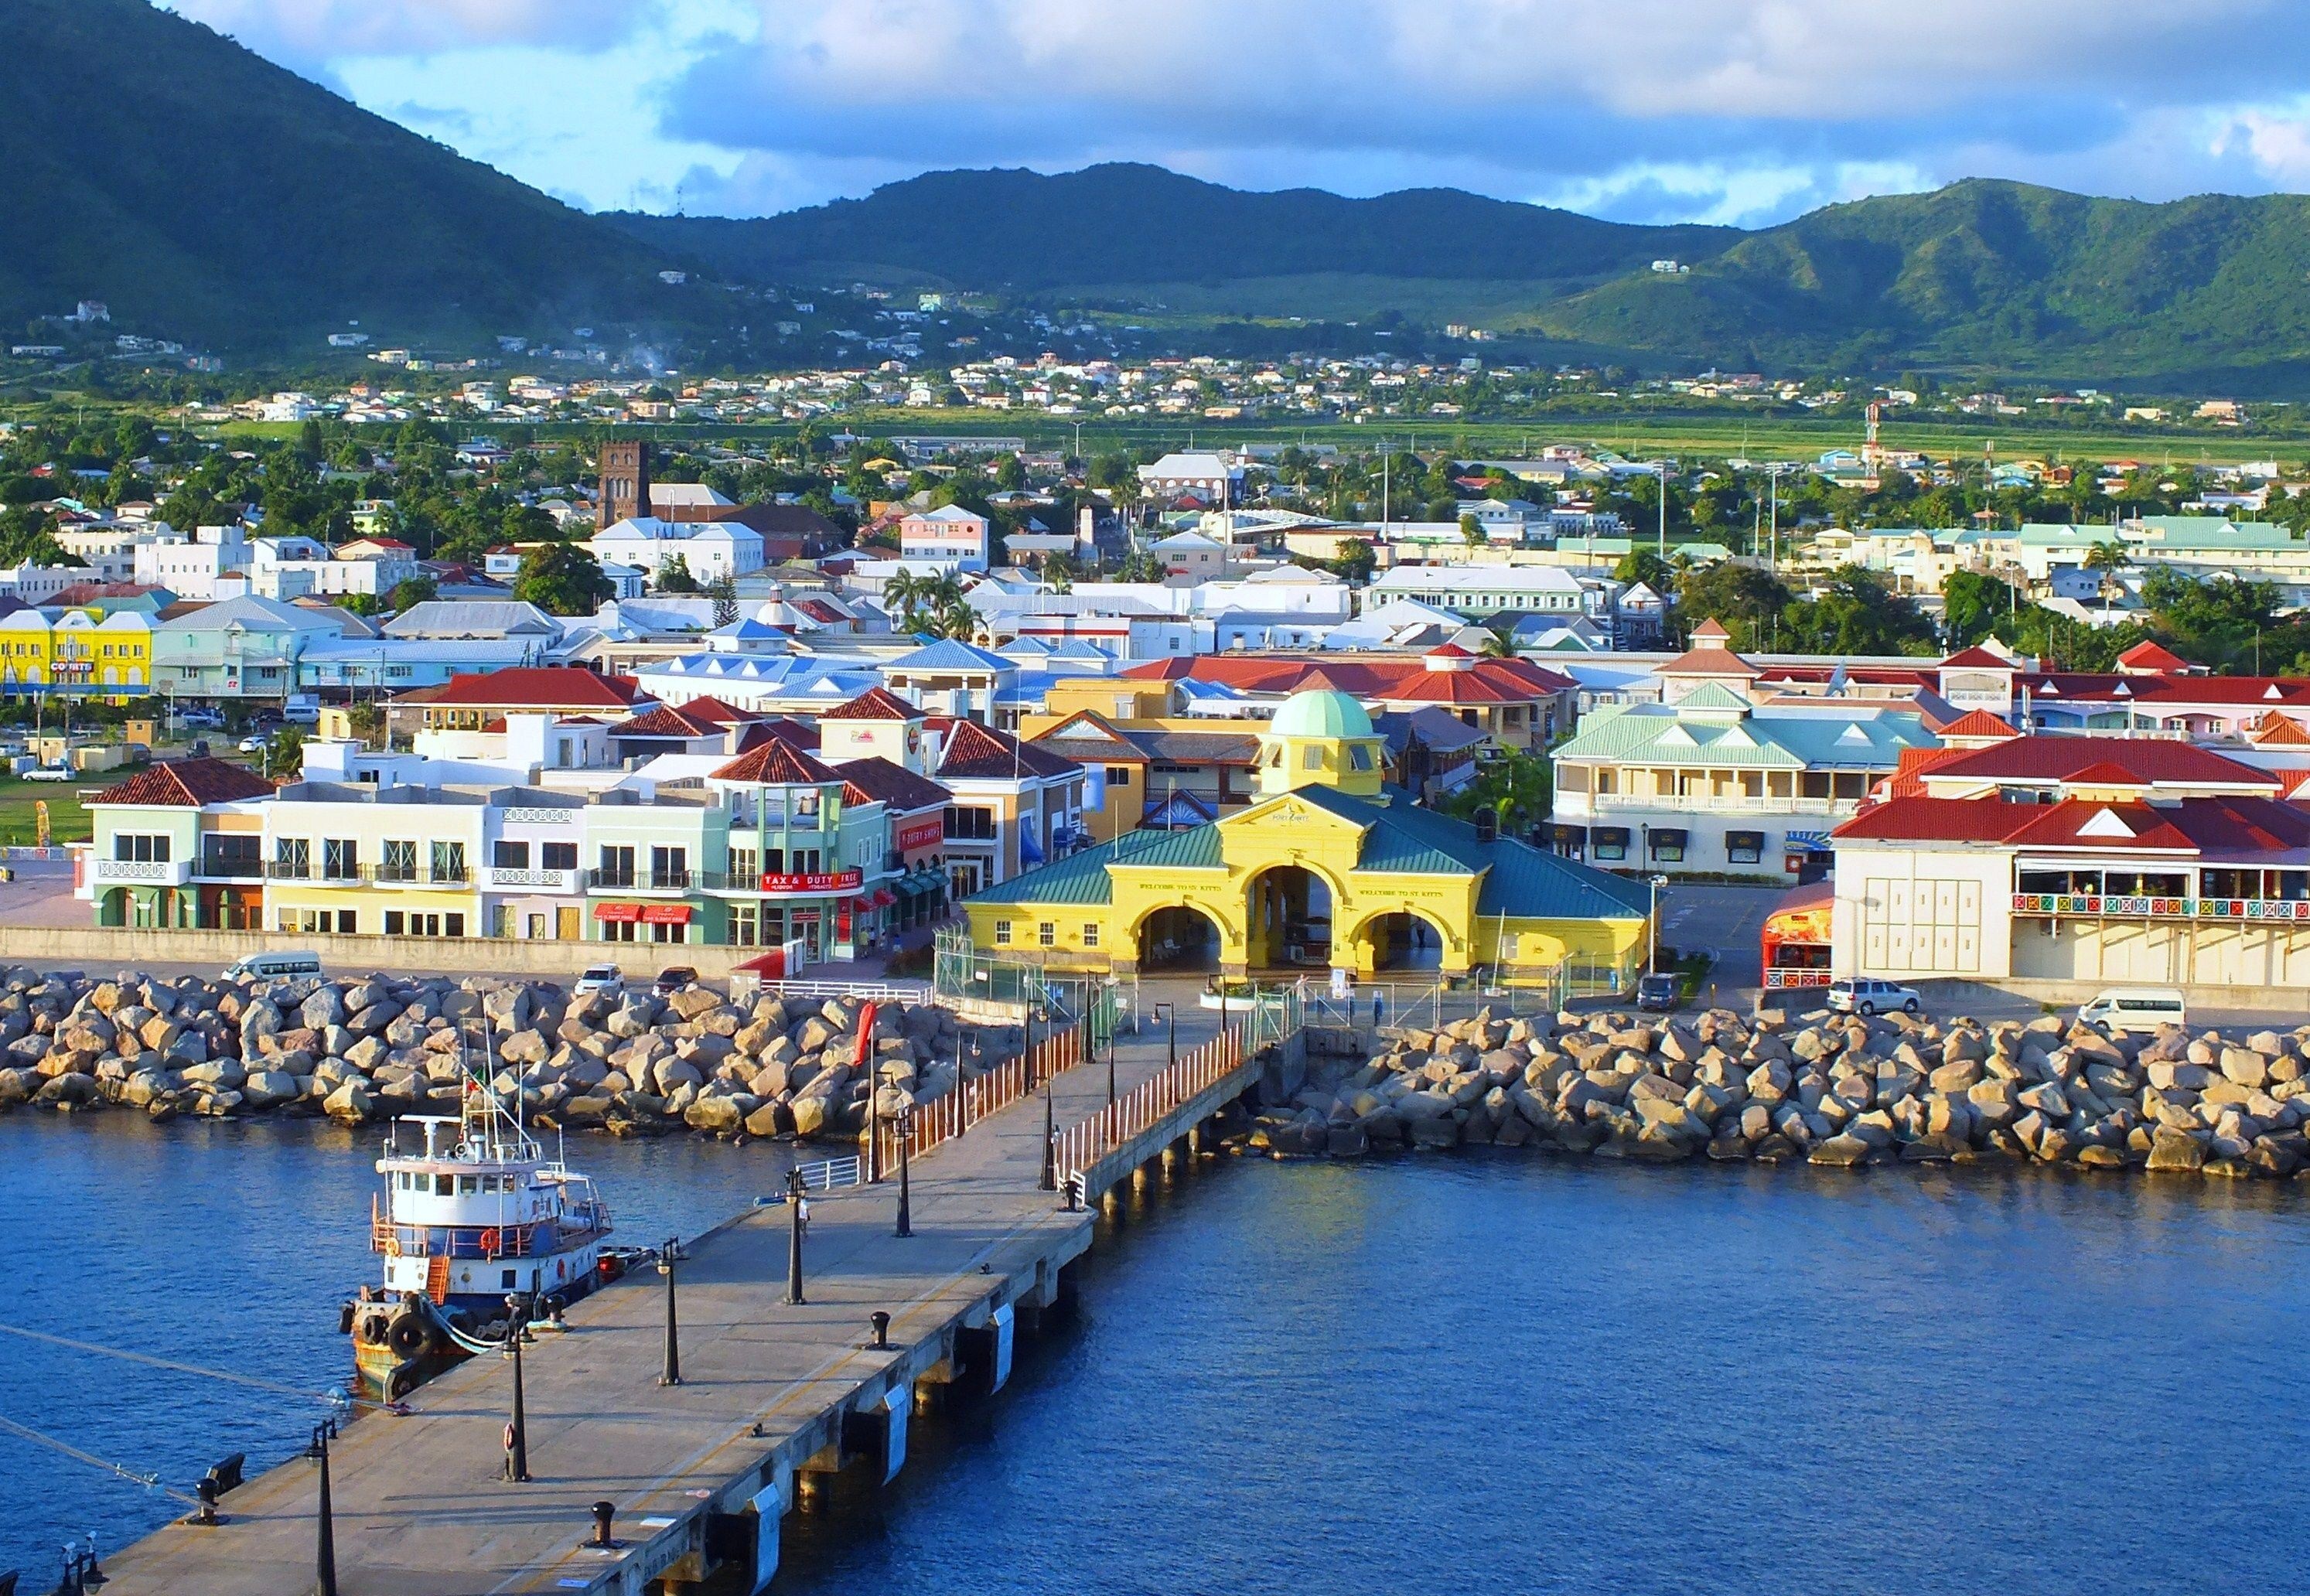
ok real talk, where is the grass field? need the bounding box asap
[0,776,91,847]
[195,408,2310,468]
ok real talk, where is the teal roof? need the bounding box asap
[2131,517,2298,552]
[1270,687,1373,740]
[965,824,1223,908]
[1477,838,1651,922]
[1554,703,1933,770]
[1288,784,1492,874]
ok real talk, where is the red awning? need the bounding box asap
[872,888,896,908]
[593,903,642,923]
[640,904,692,926]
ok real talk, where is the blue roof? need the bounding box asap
[889,638,1012,673]
[1476,839,1652,922]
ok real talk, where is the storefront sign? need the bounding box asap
[640,904,692,925]
[760,869,862,895]
[896,819,944,852]
[593,902,643,922]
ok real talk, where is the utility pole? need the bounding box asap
[1657,461,1668,559]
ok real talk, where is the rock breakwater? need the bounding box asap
[0,967,1017,1144]
[1261,1004,2310,1180]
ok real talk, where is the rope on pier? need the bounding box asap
[0,1412,203,1507]
[0,1320,349,1408]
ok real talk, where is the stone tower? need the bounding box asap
[598,438,650,528]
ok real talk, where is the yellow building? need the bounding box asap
[964,687,1651,985]
[0,607,152,700]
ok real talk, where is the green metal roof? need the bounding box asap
[1287,784,1491,875]
[1553,703,1933,770]
[1476,838,1651,922]
[964,838,1123,907]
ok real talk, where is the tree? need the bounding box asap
[387,576,438,612]
[655,553,701,593]
[2083,538,2131,614]
[514,542,613,616]
[1114,548,1169,584]
[1042,551,1077,594]
[1440,748,1552,836]
[706,574,739,628]
[1779,566,1939,656]
[1478,625,1517,659]
[1459,513,1486,547]
[1330,537,1376,585]
[1613,548,1671,589]
[1672,563,1793,650]
[1941,569,2025,647]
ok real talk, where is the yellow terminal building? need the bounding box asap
[961,687,1653,987]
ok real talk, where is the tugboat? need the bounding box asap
[343,1019,625,1401]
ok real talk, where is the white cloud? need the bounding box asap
[162,0,2310,225]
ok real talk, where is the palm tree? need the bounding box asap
[1478,625,1517,659]
[885,569,926,631]
[2085,538,2131,616]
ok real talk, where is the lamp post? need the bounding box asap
[1153,1002,1175,1073]
[1648,874,1670,974]
[894,1107,914,1237]
[657,1236,682,1387]
[1106,1015,1117,1108]
[503,1296,530,1482]
[1038,1074,1057,1192]
[785,1166,806,1305]
[309,1420,339,1596]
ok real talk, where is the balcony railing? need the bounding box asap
[2009,893,2310,922]
[585,868,693,892]
[196,857,265,881]
[91,858,191,886]
[1568,792,1852,817]
[485,866,583,892]
[270,861,470,886]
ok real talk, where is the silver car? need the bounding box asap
[1826,977,1921,1016]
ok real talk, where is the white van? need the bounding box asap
[2078,988,2187,1034]
[224,951,323,981]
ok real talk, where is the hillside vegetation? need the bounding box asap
[0,0,697,354]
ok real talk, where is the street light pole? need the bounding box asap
[894,1108,914,1236]
[1649,874,1669,973]
[1106,1018,1117,1107]
[657,1236,682,1386]
[310,1420,339,1596]
[1154,1002,1175,1073]
[785,1167,806,1305]
[503,1297,530,1482]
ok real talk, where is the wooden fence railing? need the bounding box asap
[866,1015,1090,1171]
[1050,1023,1248,1184]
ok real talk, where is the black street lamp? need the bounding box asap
[1153,1001,1176,1073]
[785,1166,807,1305]
[1038,1074,1057,1192]
[1106,1016,1117,1107]
[503,1296,531,1482]
[657,1236,682,1387]
[309,1419,339,1596]
[894,1107,914,1237]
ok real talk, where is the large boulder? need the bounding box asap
[241,1069,301,1109]
[2145,1127,2208,1173]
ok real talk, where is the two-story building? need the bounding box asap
[1551,687,1937,876]
[80,757,277,929]
[897,506,992,571]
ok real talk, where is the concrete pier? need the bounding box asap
[97,1003,1277,1596]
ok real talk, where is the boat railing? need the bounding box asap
[371,1216,567,1261]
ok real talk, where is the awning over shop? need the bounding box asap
[640,904,692,926]
[594,902,642,923]
[872,888,896,908]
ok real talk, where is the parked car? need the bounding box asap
[653,966,699,998]
[2077,987,2186,1034]
[177,708,223,730]
[1634,973,1680,1012]
[573,964,625,999]
[21,766,71,783]
[237,735,270,754]
[1825,977,1921,1016]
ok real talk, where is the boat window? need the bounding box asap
[435,1175,453,1195]
[459,1176,479,1195]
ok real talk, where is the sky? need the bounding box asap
[163,0,2310,229]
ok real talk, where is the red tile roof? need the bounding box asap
[1845,793,2310,856]
[937,718,1080,781]
[710,737,841,786]
[419,667,647,711]
[1938,646,2016,670]
[1115,653,1573,701]
[1916,736,2280,792]
[2022,672,2310,706]
[90,757,275,808]
[1659,646,1759,678]
[836,756,951,812]
[1939,709,2021,741]
[2248,711,2310,747]
[615,702,741,740]
[824,687,922,721]
[2117,640,2192,673]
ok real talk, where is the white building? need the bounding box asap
[897,506,992,571]
[134,526,254,600]
[1367,564,1588,617]
[1138,452,1243,504]
[585,517,766,586]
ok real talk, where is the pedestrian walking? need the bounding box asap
[1372,991,1386,1028]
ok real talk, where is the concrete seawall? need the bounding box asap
[0,924,768,979]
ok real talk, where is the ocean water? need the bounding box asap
[2,1120,2304,1593]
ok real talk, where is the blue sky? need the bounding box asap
[166,0,2310,227]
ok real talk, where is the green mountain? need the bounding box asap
[615,168,2310,390]
[0,0,698,356]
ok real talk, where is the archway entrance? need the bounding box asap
[1138,905,1222,973]
[1247,865,1332,970]
[1367,912,1443,973]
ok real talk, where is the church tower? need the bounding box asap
[598,438,650,528]
[1256,687,1386,799]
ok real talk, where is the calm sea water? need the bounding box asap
[3,1122,2305,1593]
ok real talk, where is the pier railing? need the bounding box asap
[1050,1021,1250,1185]
[866,1015,1091,1171]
